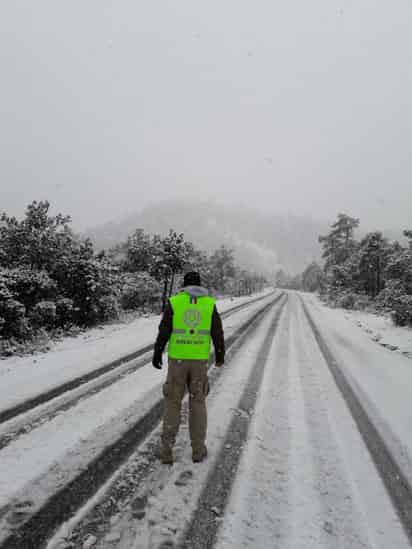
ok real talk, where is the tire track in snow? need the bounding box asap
[290,295,371,548]
[178,296,288,549]
[214,296,292,549]
[300,295,412,546]
[0,352,152,451]
[0,344,153,426]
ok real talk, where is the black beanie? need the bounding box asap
[183,271,201,287]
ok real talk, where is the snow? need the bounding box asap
[217,294,409,549]
[341,308,412,358]
[293,297,408,549]
[0,365,160,508]
[302,293,412,474]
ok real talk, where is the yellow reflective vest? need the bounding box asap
[168,292,215,360]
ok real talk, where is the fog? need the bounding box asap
[1,0,411,231]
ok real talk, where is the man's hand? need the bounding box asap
[152,353,163,369]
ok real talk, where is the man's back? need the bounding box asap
[152,272,225,464]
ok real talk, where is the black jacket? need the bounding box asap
[153,291,225,364]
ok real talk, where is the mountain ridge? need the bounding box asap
[85,200,328,276]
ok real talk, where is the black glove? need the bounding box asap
[152,352,163,369]
[215,351,225,366]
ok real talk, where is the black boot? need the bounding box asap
[192,445,207,463]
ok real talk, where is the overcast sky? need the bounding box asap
[1,1,411,231]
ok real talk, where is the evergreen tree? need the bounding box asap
[358,232,388,297]
[318,213,359,271]
[385,248,412,295]
[150,230,192,310]
[0,200,73,271]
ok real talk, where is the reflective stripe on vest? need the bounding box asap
[168,293,215,360]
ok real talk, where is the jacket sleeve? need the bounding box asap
[154,301,173,356]
[211,306,225,364]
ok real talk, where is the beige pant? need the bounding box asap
[161,358,209,453]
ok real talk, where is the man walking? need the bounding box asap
[152,271,225,464]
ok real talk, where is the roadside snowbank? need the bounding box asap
[309,292,412,359]
[342,309,412,358]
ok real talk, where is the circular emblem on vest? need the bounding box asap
[183,309,202,328]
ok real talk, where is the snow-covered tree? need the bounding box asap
[318,213,359,272]
[0,200,74,271]
[358,232,389,298]
[208,246,236,294]
[150,230,192,310]
[119,229,154,273]
[302,262,324,292]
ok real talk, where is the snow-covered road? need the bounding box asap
[1,291,412,548]
[217,294,410,549]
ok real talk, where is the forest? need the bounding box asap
[293,214,412,327]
